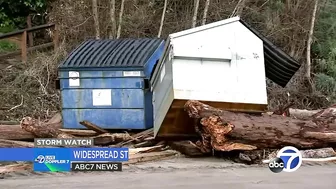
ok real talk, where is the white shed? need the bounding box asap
[150,16,300,138]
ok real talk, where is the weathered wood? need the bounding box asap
[0,163,32,174]
[20,117,74,138]
[169,141,205,156]
[59,129,97,137]
[47,113,62,124]
[125,150,178,164]
[79,121,109,134]
[93,133,132,145]
[0,139,34,148]
[0,125,35,140]
[114,128,153,147]
[300,147,336,158]
[184,100,336,151]
[134,140,157,148]
[129,145,164,155]
[289,108,320,120]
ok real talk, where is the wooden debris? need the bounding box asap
[59,129,97,137]
[169,141,205,156]
[93,133,133,145]
[184,100,336,151]
[289,108,320,120]
[0,124,35,140]
[114,128,153,147]
[79,121,109,134]
[47,113,62,124]
[134,140,157,148]
[300,147,336,158]
[125,150,178,164]
[0,163,32,174]
[129,145,164,155]
[20,117,74,138]
[0,139,34,148]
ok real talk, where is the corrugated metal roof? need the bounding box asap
[59,38,164,69]
[239,20,301,87]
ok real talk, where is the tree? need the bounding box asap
[116,0,125,39]
[191,0,200,28]
[201,0,210,25]
[109,0,116,39]
[157,0,168,37]
[92,0,100,39]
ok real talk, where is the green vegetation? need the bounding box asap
[313,0,336,101]
[0,40,18,53]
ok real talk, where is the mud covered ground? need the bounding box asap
[1,157,336,189]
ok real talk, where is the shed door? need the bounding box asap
[173,58,234,102]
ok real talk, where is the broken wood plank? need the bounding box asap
[59,129,97,137]
[184,100,336,151]
[93,133,132,145]
[125,150,178,164]
[79,121,109,134]
[0,139,34,148]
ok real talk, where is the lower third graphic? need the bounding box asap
[268,146,302,173]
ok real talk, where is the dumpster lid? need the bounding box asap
[59,38,164,69]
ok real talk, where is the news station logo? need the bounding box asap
[35,155,45,163]
[34,155,69,164]
[268,146,302,173]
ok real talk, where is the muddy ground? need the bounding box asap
[0,157,336,189]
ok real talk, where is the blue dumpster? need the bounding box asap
[58,38,165,129]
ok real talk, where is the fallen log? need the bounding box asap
[79,121,108,134]
[184,100,336,152]
[0,139,34,148]
[20,117,74,138]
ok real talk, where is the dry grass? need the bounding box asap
[0,42,68,121]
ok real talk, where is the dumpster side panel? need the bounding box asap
[152,52,174,137]
[62,109,145,129]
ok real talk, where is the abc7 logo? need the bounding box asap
[268,146,302,173]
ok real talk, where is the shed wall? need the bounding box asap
[171,21,267,105]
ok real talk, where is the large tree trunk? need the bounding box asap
[184,100,336,153]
